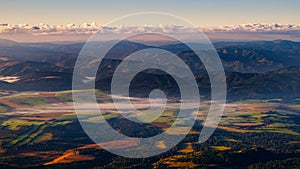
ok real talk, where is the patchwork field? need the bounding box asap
[0,91,299,168]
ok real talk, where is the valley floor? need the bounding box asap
[0,90,299,168]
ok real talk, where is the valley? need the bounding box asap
[0,39,300,168]
[0,91,299,168]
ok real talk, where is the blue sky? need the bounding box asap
[1,0,300,26]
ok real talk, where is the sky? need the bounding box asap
[1,0,300,26]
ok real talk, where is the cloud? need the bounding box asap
[1,22,300,34]
[1,22,300,42]
[204,23,300,32]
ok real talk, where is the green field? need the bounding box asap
[9,95,49,106]
[2,119,45,130]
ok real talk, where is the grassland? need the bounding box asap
[1,119,44,130]
[81,113,120,123]
[55,113,77,121]
[55,90,74,102]
[1,118,70,146]
[218,100,300,135]
[211,145,231,151]
[178,143,194,153]
[154,154,199,168]
[9,94,49,106]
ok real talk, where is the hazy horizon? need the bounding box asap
[1,0,300,26]
[1,22,300,42]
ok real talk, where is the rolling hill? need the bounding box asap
[0,39,299,99]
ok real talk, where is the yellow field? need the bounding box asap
[211,146,231,151]
[178,143,193,153]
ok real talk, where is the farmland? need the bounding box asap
[0,91,299,168]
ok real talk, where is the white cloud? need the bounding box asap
[204,23,300,32]
[1,22,300,42]
[1,22,300,35]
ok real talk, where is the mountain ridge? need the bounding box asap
[0,39,299,99]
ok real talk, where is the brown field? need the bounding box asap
[43,144,102,165]
[44,150,94,165]
[19,116,54,121]
[20,112,72,121]
[237,104,274,111]
[0,99,24,109]
[78,143,102,150]
[19,151,61,160]
[39,93,64,104]
[0,148,5,153]
[99,138,139,150]
[152,122,171,128]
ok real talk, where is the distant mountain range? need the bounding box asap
[0,39,299,99]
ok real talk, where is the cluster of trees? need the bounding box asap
[2,117,300,168]
[248,158,300,169]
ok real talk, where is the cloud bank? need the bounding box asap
[1,22,300,42]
